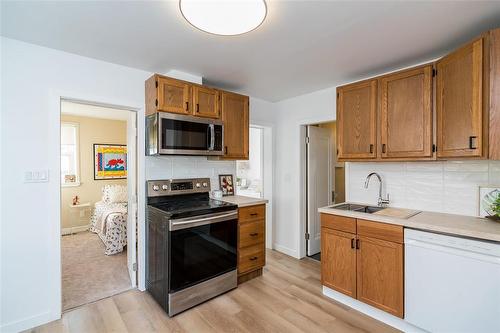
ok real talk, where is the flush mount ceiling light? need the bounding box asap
[179,0,267,36]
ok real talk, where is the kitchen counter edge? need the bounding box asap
[319,204,500,243]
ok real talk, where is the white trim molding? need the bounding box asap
[322,286,425,333]
[61,224,90,235]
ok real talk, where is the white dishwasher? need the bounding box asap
[405,229,500,333]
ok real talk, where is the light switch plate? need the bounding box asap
[24,170,49,183]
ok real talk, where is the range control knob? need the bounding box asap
[162,184,168,191]
[202,182,208,188]
[152,185,160,191]
[195,183,201,188]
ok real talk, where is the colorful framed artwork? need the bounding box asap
[219,174,234,196]
[93,144,127,180]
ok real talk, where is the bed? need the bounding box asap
[89,185,128,255]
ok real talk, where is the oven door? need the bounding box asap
[168,210,237,293]
[158,113,224,156]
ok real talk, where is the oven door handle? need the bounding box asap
[169,210,238,231]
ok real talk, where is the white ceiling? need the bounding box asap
[2,1,500,102]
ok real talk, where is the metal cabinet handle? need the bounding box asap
[250,213,258,216]
[196,103,200,112]
[185,101,189,111]
[369,144,374,154]
[356,239,360,250]
[224,146,228,154]
[250,232,258,236]
[250,256,258,261]
[382,144,386,154]
[469,136,477,149]
[351,238,355,249]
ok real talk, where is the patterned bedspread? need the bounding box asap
[90,201,128,255]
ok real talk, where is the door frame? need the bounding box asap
[306,125,333,256]
[49,90,145,321]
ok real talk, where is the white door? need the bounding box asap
[306,126,332,256]
[127,112,137,286]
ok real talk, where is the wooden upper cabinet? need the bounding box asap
[157,76,191,115]
[193,86,220,119]
[337,80,377,160]
[436,38,485,158]
[221,91,249,159]
[356,235,404,318]
[321,228,357,298]
[380,66,433,159]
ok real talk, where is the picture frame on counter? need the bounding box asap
[219,174,234,196]
[478,185,500,218]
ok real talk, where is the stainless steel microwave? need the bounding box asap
[146,112,224,156]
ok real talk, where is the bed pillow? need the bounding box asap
[102,185,127,203]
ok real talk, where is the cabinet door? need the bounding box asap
[380,66,433,159]
[321,228,357,298]
[356,236,404,318]
[157,77,191,114]
[221,91,249,159]
[436,38,484,158]
[337,80,377,160]
[193,86,220,119]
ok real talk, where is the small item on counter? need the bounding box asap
[480,187,500,221]
[72,195,80,206]
[219,174,234,196]
[212,190,223,198]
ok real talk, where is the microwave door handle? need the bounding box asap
[209,124,215,150]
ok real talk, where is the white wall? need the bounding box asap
[272,87,337,258]
[347,161,500,217]
[0,37,276,332]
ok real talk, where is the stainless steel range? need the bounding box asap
[146,178,238,316]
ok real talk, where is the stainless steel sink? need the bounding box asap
[330,203,385,214]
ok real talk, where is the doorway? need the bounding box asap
[236,125,274,249]
[304,121,345,261]
[59,100,137,310]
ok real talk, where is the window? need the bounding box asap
[236,126,263,198]
[61,122,80,186]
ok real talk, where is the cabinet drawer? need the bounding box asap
[357,219,403,243]
[239,220,265,248]
[239,204,266,223]
[321,214,356,234]
[238,244,265,274]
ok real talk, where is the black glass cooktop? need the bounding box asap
[148,193,237,219]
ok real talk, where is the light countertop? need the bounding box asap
[215,195,268,208]
[319,203,500,243]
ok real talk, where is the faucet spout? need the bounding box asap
[364,172,390,207]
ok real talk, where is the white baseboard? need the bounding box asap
[0,311,58,333]
[322,286,425,333]
[61,224,89,235]
[273,243,299,258]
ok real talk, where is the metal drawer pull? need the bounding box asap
[351,238,355,249]
[250,233,259,236]
[356,239,360,249]
[250,213,259,216]
[185,101,189,111]
[250,256,258,261]
[369,144,374,153]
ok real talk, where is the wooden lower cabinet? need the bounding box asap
[321,228,356,298]
[238,204,266,283]
[321,214,404,318]
[356,235,404,318]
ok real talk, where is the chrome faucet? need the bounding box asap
[364,172,390,207]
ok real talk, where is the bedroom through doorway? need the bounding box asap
[59,100,137,311]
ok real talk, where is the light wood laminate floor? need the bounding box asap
[28,250,400,333]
